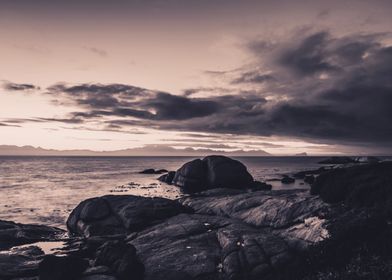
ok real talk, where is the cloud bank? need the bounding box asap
[3,30,392,152]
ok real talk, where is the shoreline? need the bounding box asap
[1,156,392,279]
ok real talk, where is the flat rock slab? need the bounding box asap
[180,189,329,228]
[0,220,65,250]
[67,195,188,237]
[129,213,294,280]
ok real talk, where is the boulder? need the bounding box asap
[39,255,89,280]
[281,176,295,184]
[157,171,176,184]
[94,240,144,280]
[172,156,255,193]
[203,155,254,188]
[0,220,65,250]
[311,161,392,209]
[172,159,208,193]
[67,195,187,237]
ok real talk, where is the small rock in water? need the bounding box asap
[281,176,295,184]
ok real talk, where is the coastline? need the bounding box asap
[1,156,392,279]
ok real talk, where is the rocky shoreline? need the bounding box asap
[1,156,392,279]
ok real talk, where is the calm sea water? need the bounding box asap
[0,156,324,228]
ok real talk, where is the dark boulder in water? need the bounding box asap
[67,195,187,237]
[203,155,254,188]
[172,155,255,193]
[172,159,207,193]
[281,176,295,184]
[139,168,168,174]
[311,161,392,209]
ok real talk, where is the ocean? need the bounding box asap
[0,156,325,229]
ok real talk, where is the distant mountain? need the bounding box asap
[0,145,271,157]
[294,152,308,156]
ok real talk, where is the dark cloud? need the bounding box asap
[278,31,340,76]
[139,92,219,120]
[3,82,39,91]
[231,71,275,84]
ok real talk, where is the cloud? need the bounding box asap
[46,83,225,121]
[0,122,21,127]
[277,31,340,76]
[231,71,275,84]
[2,82,39,91]
[83,46,108,57]
[6,30,392,152]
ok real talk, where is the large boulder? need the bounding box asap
[203,155,254,188]
[311,161,392,209]
[172,159,207,193]
[67,195,187,237]
[172,156,255,193]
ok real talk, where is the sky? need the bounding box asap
[1,0,392,155]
